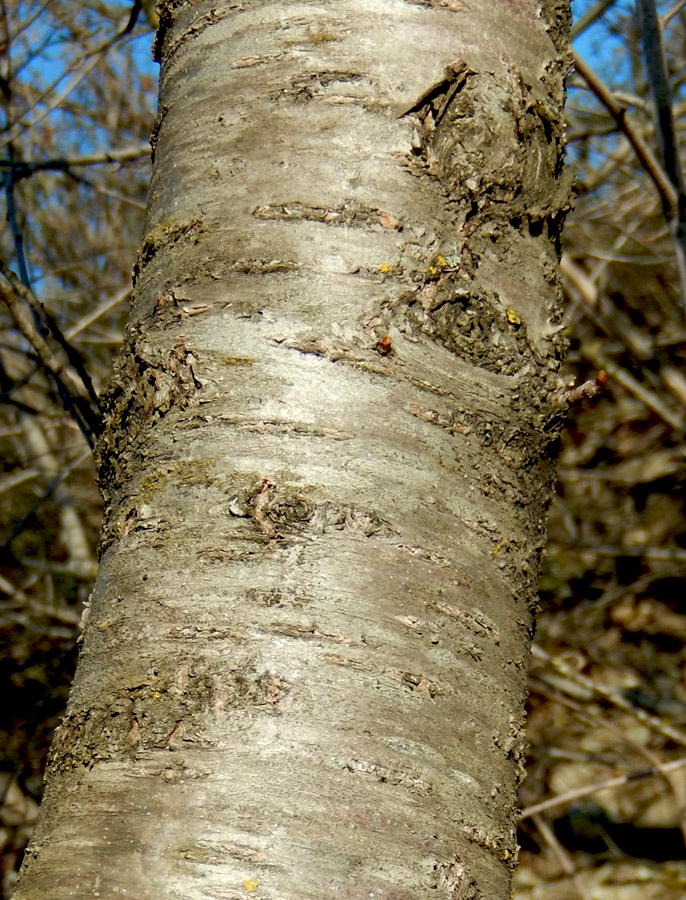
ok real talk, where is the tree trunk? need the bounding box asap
[15,2,571,898]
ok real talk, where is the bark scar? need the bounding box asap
[252,476,277,537]
[400,59,475,124]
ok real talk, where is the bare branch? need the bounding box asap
[573,49,678,215]
[0,260,100,446]
[0,143,150,178]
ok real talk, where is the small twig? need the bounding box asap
[636,0,686,306]
[0,259,101,410]
[18,556,98,580]
[571,0,617,40]
[520,758,686,820]
[3,151,31,286]
[637,0,685,197]
[0,468,40,497]
[64,168,146,211]
[583,341,685,432]
[0,263,100,446]
[531,644,686,748]
[0,143,150,180]
[531,814,594,900]
[65,285,131,341]
[662,0,686,28]
[555,541,686,562]
[0,450,92,561]
[0,571,27,604]
[560,254,597,306]
[0,10,141,150]
[550,374,605,409]
[573,50,678,217]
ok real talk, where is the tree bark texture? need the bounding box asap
[16,2,571,898]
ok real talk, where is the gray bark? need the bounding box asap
[15,1,571,898]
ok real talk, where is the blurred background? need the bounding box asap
[2,1,686,898]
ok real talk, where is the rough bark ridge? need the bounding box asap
[15,2,571,898]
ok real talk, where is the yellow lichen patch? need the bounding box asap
[427,253,459,278]
[309,31,340,44]
[140,470,167,498]
[506,307,521,325]
[427,254,448,277]
[170,459,213,483]
[243,877,260,892]
[379,263,393,273]
[221,357,254,367]
[182,846,218,863]
[140,460,215,501]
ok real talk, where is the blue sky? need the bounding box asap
[572,0,633,76]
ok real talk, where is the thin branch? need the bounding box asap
[571,0,618,40]
[662,0,686,27]
[556,541,686,562]
[3,156,31,286]
[0,10,140,150]
[520,758,686,820]
[65,285,131,341]
[531,644,686,748]
[0,261,100,446]
[0,448,92,562]
[640,0,685,197]
[583,341,685,432]
[65,168,147,210]
[0,143,150,178]
[573,50,678,215]
[531,814,594,900]
[637,0,686,306]
[0,259,101,410]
